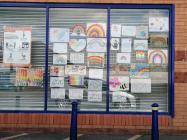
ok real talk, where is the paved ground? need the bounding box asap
[0,132,187,140]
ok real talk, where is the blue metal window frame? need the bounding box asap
[0,2,175,117]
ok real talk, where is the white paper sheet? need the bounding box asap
[69,39,86,52]
[149,17,169,32]
[111,24,121,37]
[88,91,102,102]
[134,40,148,51]
[122,26,136,36]
[69,89,83,100]
[70,53,84,64]
[136,26,148,39]
[121,38,132,52]
[51,88,65,99]
[50,28,69,42]
[131,78,151,93]
[88,80,103,91]
[109,76,129,91]
[111,38,120,50]
[50,66,64,76]
[53,43,68,53]
[89,68,103,80]
[87,38,106,52]
[53,54,67,65]
[3,27,32,65]
[116,53,131,64]
[50,77,64,87]
[65,65,86,75]
[87,23,106,37]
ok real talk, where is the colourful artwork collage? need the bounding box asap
[49,23,106,101]
[110,17,169,104]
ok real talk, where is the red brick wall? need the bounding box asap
[0,0,186,134]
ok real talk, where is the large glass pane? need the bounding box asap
[0,8,46,110]
[48,8,107,111]
[109,9,169,112]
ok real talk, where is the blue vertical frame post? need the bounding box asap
[44,6,49,111]
[106,8,111,112]
[169,4,175,117]
[70,101,78,140]
[151,103,159,140]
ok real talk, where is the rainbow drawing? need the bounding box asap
[70,24,86,36]
[87,23,106,37]
[69,75,84,86]
[148,49,168,64]
[87,53,104,68]
[130,64,149,78]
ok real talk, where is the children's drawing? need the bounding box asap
[109,76,129,91]
[15,68,44,87]
[112,91,127,102]
[88,91,102,102]
[53,54,67,65]
[148,49,168,64]
[111,24,121,37]
[69,89,83,100]
[65,65,86,75]
[130,64,149,78]
[69,75,84,86]
[88,80,103,91]
[134,40,148,51]
[70,53,84,64]
[51,88,65,99]
[150,34,168,47]
[136,26,148,39]
[116,53,131,64]
[28,68,44,87]
[53,43,67,53]
[131,78,151,93]
[89,68,103,80]
[87,23,106,37]
[135,51,146,62]
[15,68,29,86]
[69,39,86,52]
[50,66,64,76]
[149,17,169,32]
[70,24,86,36]
[122,26,136,37]
[121,38,132,52]
[110,38,120,50]
[110,64,129,75]
[87,53,105,68]
[50,28,69,42]
[50,77,64,87]
[87,38,106,52]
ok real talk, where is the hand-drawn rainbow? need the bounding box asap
[69,75,84,86]
[87,23,106,37]
[148,49,168,64]
[130,64,149,78]
[87,53,104,68]
[150,34,168,47]
[70,24,86,36]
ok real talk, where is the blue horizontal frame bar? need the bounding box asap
[0,2,175,117]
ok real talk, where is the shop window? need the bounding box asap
[109,9,169,112]
[0,8,46,110]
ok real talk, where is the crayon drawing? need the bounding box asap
[70,24,86,36]
[87,53,105,68]
[148,49,168,64]
[69,39,86,52]
[109,76,129,91]
[87,23,106,37]
[130,64,149,78]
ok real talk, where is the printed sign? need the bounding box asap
[88,91,102,102]
[69,89,83,100]
[3,26,32,66]
[51,88,65,99]
[131,78,151,93]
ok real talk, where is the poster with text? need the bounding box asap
[3,26,32,67]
